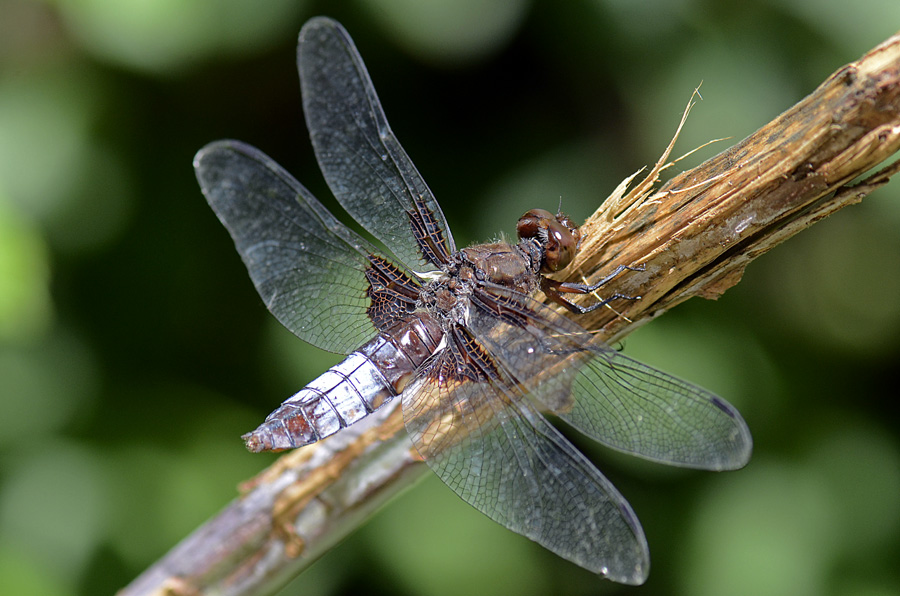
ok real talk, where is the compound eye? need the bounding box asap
[542,218,578,272]
[516,208,555,240]
[554,212,582,250]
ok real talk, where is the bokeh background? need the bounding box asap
[2,1,900,595]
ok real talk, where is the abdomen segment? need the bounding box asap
[243,314,443,452]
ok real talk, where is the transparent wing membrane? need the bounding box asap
[469,287,752,469]
[194,140,381,354]
[402,353,650,584]
[298,17,455,271]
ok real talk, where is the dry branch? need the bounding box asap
[120,30,900,596]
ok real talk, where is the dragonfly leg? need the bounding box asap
[543,264,644,315]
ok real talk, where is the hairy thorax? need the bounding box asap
[419,242,539,327]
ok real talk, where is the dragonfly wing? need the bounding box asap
[469,285,753,470]
[298,17,455,271]
[402,325,650,584]
[195,140,419,354]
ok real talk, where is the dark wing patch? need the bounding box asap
[449,325,501,382]
[471,285,533,329]
[408,197,453,267]
[365,255,421,332]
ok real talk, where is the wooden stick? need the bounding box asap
[569,31,900,340]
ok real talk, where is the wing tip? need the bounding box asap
[607,563,649,586]
[193,139,253,173]
[299,16,349,48]
[714,396,754,471]
[589,544,650,585]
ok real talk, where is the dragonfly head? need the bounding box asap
[516,208,582,273]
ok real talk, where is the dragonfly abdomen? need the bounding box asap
[242,314,444,452]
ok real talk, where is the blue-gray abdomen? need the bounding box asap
[243,313,444,452]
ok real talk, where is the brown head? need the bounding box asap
[516,208,582,273]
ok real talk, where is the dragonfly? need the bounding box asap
[194,16,752,585]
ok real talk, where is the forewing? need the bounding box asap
[470,286,753,470]
[298,17,455,271]
[194,139,400,354]
[402,330,649,584]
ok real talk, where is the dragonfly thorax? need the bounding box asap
[458,242,539,296]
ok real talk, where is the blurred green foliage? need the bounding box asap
[1,0,899,595]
